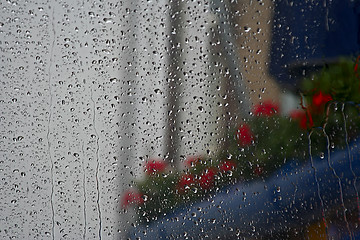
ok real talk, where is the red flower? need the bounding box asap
[355,55,360,83]
[312,91,332,108]
[290,110,312,130]
[121,189,144,209]
[236,124,254,146]
[253,101,279,117]
[290,110,304,120]
[199,168,217,190]
[219,160,236,172]
[253,166,264,176]
[184,155,202,168]
[144,159,167,175]
[177,174,195,193]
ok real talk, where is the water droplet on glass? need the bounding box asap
[154,89,162,94]
[244,26,251,33]
[103,18,113,23]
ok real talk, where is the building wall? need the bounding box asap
[234,0,281,105]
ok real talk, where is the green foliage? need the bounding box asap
[302,58,360,103]
[136,173,179,222]
[125,57,360,224]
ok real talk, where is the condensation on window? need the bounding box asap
[0,0,120,239]
[1,0,360,239]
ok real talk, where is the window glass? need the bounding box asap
[1,0,360,239]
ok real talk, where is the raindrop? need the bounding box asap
[244,26,251,33]
[103,18,113,23]
[154,89,162,94]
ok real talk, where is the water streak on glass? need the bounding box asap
[46,7,56,240]
[81,142,87,240]
[342,102,360,224]
[91,89,102,240]
[307,130,328,236]
[291,182,298,205]
[322,110,353,239]
[324,0,330,31]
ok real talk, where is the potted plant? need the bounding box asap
[124,58,360,238]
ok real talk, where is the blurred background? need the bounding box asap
[1,0,360,239]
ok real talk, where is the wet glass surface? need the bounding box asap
[1,0,360,239]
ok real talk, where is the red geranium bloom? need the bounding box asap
[253,166,264,176]
[236,124,254,146]
[290,109,304,120]
[219,160,236,172]
[121,189,144,209]
[184,155,202,168]
[177,174,195,193]
[312,91,332,108]
[144,159,167,175]
[253,101,279,117]
[199,168,217,190]
[290,110,310,130]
